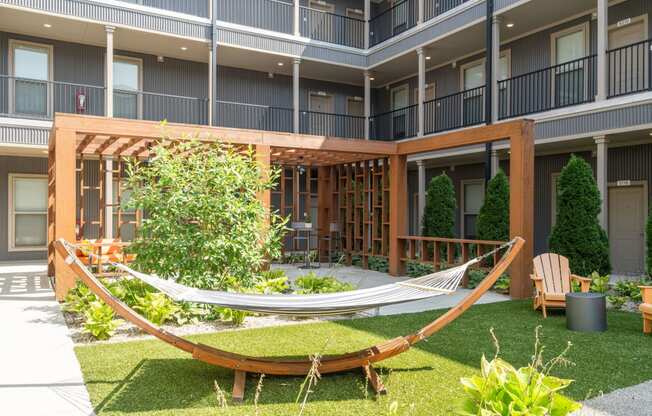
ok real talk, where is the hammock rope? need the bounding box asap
[62,239,516,317]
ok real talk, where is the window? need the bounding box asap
[10,40,52,117]
[461,179,484,239]
[113,57,142,119]
[461,53,510,124]
[9,174,48,251]
[551,24,588,107]
[346,97,364,117]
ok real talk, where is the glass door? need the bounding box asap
[462,61,484,126]
[113,58,141,119]
[11,42,50,117]
[391,85,409,139]
[554,28,586,107]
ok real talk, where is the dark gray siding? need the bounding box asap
[121,0,210,18]
[0,156,48,262]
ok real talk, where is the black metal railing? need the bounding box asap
[299,110,365,138]
[498,55,597,119]
[0,75,105,119]
[300,7,365,48]
[608,38,652,98]
[114,89,209,125]
[424,86,485,134]
[215,100,294,133]
[216,0,294,34]
[369,0,417,47]
[424,0,468,22]
[369,104,418,140]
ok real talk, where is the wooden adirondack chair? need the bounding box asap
[640,286,652,334]
[531,253,592,318]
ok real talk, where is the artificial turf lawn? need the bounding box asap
[75,300,652,415]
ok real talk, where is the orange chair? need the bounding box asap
[640,286,652,335]
[531,253,591,318]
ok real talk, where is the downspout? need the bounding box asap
[484,0,494,186]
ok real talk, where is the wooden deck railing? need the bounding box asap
[75,239,134,276]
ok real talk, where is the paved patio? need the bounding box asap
[0,262,94,416]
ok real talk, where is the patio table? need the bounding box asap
[566,292,607,332]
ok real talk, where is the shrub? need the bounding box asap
[549,155,611,276]
[477,170,510,242]
[294,273,355,294]
[64,281,98,314]
[422,173,456,238]
[82,301,122,340]
[647,207,652,277]
[406,261,434,278]
[458,328,581,416]
[368,256,389,273]
[588,272,610,294]
[133,292,180,325]
[216,307,249,326]
[466,269,509,292]
[255,270,290,294]
[124,138,287,291]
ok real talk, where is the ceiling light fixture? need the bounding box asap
[425,56,431,60]
[369,76,375,81]
[506,22,515,28]
[43,23,52,28]
[277,62,284,66]
[180,46,188,51]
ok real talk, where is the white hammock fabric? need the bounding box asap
[63,240,515,316]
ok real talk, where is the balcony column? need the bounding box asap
[417,47,426,137]
[364,71,371,140]
[294,0,301,36]
[596,0,608,101]
[105,25,115,118]
[491,15,501,123]
[208,46,214,125]
[364,0,370,49]
[417,160,426,234]
[417,0,424,25]
[293,58,301,134]
[595,136,609,232]
[491,149,499,178]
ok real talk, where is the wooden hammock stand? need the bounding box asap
[55,237,524,402]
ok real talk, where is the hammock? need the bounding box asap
[60,239,514,316]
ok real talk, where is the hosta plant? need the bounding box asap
[294,273,355,294]
[82,301,122,340]
[133,292,180,325]
[458,327,581,416]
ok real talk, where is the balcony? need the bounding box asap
[215,101,294,132]
[120,0,210,18]
[299,7,365,49]
[424,86,485,134]
[217,0,294,35]
[369,104,418,141]
[607,38,652,98]
[114,90,209,125]
[299,110,365,138]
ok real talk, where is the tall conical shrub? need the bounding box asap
[549,155,610,275]
[646,208,652,277]
[477,169,510,242]
[422,172,456,238]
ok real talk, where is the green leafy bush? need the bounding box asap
[422,173,456,238]
[458,328,581,416]
[647,207,652,277]
[588,272,610,294]
[82,301,122,340]
[216,307,249,325]
[368,256,389,273]
[549,155,610,276]
[477,170,510,242]
[133,292,180,325]
[124,138,287,291]
[294,273,355,294]
[466,269,509,292]
[406,261,434,278]
[607,295,628,310]
[613,279,650,303]
[64,281,98,314]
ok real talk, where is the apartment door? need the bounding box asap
[347,97,364,137]
[10,41,51,117]
[608,18,648,96]
[113,57,142,119]
[308,0,335,41]
[309,92,334,135]
[462,61,484,126]
[609,184,646,274]
[391,85,409,139]
[553,26,587,107]
[390,0,408,36]
[346,8,364,47]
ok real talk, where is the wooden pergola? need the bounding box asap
[48,114,534,301]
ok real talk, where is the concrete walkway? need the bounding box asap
[574,380,652,416]
[0,262,94,416]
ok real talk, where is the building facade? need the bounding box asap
[0,0,650,275]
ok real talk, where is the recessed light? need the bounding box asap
[369,77,375,81]
[43,23,52,28]
[180,46,188,51]
[506,22,515,28]
[277,62,284,66]
[425,56,431,60]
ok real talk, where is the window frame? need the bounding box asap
[111,55,144,119]
[459,51,511,123]
[8,39,54,117]
[550,22,590,106]
[460,178,485,239]
[8,173,49,252]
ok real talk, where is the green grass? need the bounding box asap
[75,300,652,415]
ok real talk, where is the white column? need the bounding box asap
[417,47,426,137]
[208,47,214,125]
[364,0,370,49]
[293,58,301,134]
[417,0,424,25]
[417,160,426,235]
[104,157,113,238]
[595,136,609,231]
[491,149,499,178]
[294,0,301,36]
[364,71,371,140]
[596,0,608,101]
[491,16,501,123]
[105,25,115,118]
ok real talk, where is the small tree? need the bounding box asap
[646,208,652,277]
[125,138,286,290]
[477,169,510,242]
[549,155,610,275]
[422,172,456,238]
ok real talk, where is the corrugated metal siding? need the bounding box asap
[609,142,652,200]
[121,0,209,18]
[0,155,48,262]
[1,0,211,40]
[0,125,50,146]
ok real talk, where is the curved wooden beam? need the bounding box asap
[54,238,523,376]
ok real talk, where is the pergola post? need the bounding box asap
[389,154,407,276]
[508,121,534,299]
[317,166,332,262]
[50,128,78,301]
[256,145,271,213]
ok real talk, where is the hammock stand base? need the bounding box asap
[53,237,524,403]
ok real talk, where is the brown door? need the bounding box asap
[608,185,646,274]
[608,19,647,95]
